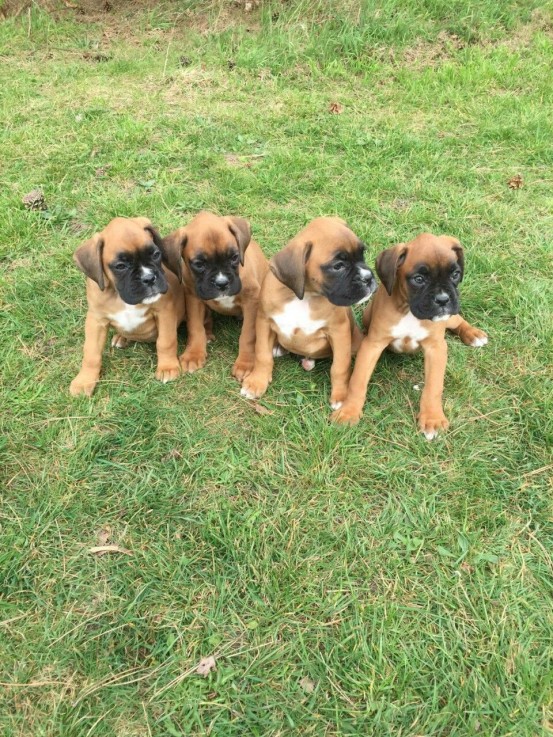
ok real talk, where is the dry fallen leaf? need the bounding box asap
[253,402,271,415]
[507,174,523,189]
[88,545,132,556]
[299,676,316,693]
[329,102,343,114]
[196,655,216,677]
[96,527,111,545]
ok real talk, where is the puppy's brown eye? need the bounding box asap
[412,274,425,285]
[230,253,240,266]
[113,262,128,272]
[451,270,461,281]
[332,262,346,271]
[152,250,162,261]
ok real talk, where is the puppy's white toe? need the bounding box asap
[301,358,315,371]
[471,336,488,347]
[273,344,288,358]
[330,401,343,410]
[240,387,256,400]
[423,430,438,441]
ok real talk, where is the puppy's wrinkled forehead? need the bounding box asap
[184,212,236,258]
[403,233,460,270]
[102,217,155,258]
[302,217,360,258]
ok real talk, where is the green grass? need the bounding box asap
[1,1,552,734]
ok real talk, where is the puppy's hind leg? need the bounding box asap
[446,315,488,348]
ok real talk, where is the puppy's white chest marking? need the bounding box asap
[109,304,148,333]
[212,296,236,310]
[271,298,326,340]
[390,312,429,352]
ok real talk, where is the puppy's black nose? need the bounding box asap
[360,270,375,287]
[141,272,156,286]
[434,292,450,306]
[214,274,230,289]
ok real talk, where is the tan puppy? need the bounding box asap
[332,233,488,438]
[70,217,185,396]
[163,211,268,381]
[240,217,376,407]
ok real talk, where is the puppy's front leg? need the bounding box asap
[446,314,488,348]
[418,338,449,440]
[154,307,181,384]
[180,293,208,373]
[240,313,276,400]
[328,322,352,410]
[331,336,388,425]
[70,312,109,396]
[232,295,258,382]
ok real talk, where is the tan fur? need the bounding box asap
[70,217,185,396]
[332,233,487,437]
[164,211,269,381]
[241,217,364,407]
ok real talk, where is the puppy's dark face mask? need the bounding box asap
[189,248,242,301]
[320,244,376,307]
[109,244,168,305]
[376,235,465,321]
[406,261,462,321]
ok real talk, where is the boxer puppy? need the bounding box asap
[70,217,185,396]
[240,217,376,408]
[163,211,269,380]
[332,233,488,439]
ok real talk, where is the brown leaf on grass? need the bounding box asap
[253,402,272,415]
[329,102,343,114]
[88,545,132,556]
[95,165,112,178]
[507,174,523,189]
[196,656,216,676]
[96,527,111,545]
[299,676,316,693]
[163,448,183,461]
[22,189,46,210]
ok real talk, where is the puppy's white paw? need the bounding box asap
[330,401,343,410]
[273,344,288,358]
[471,336,488,347]
[423,430,438,441]
[240,386,258,400]
[301,358,315,371]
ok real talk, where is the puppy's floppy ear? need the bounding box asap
[226,216,251,266]
[375,244,408,296]
[74,233,105,290]
[451,240,464,282]
[160,228,186,283]
[269,240,313,300]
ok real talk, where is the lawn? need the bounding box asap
[0,1,552,735]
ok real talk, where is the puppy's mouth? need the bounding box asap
[432,313,451,322]
[142,293,163,305]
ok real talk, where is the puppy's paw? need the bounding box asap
[273,343,288,358]
[111,334,129,349]
[329,387,348,411]
[331,403,363,426]
[155,363,181,384]
[301,358,315,371]
[459,325,488,348]
[418,409,449,441]
[179,350,207,373]
[70,374,98,397]
[232,356,255,383]
[241,373,270,400]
